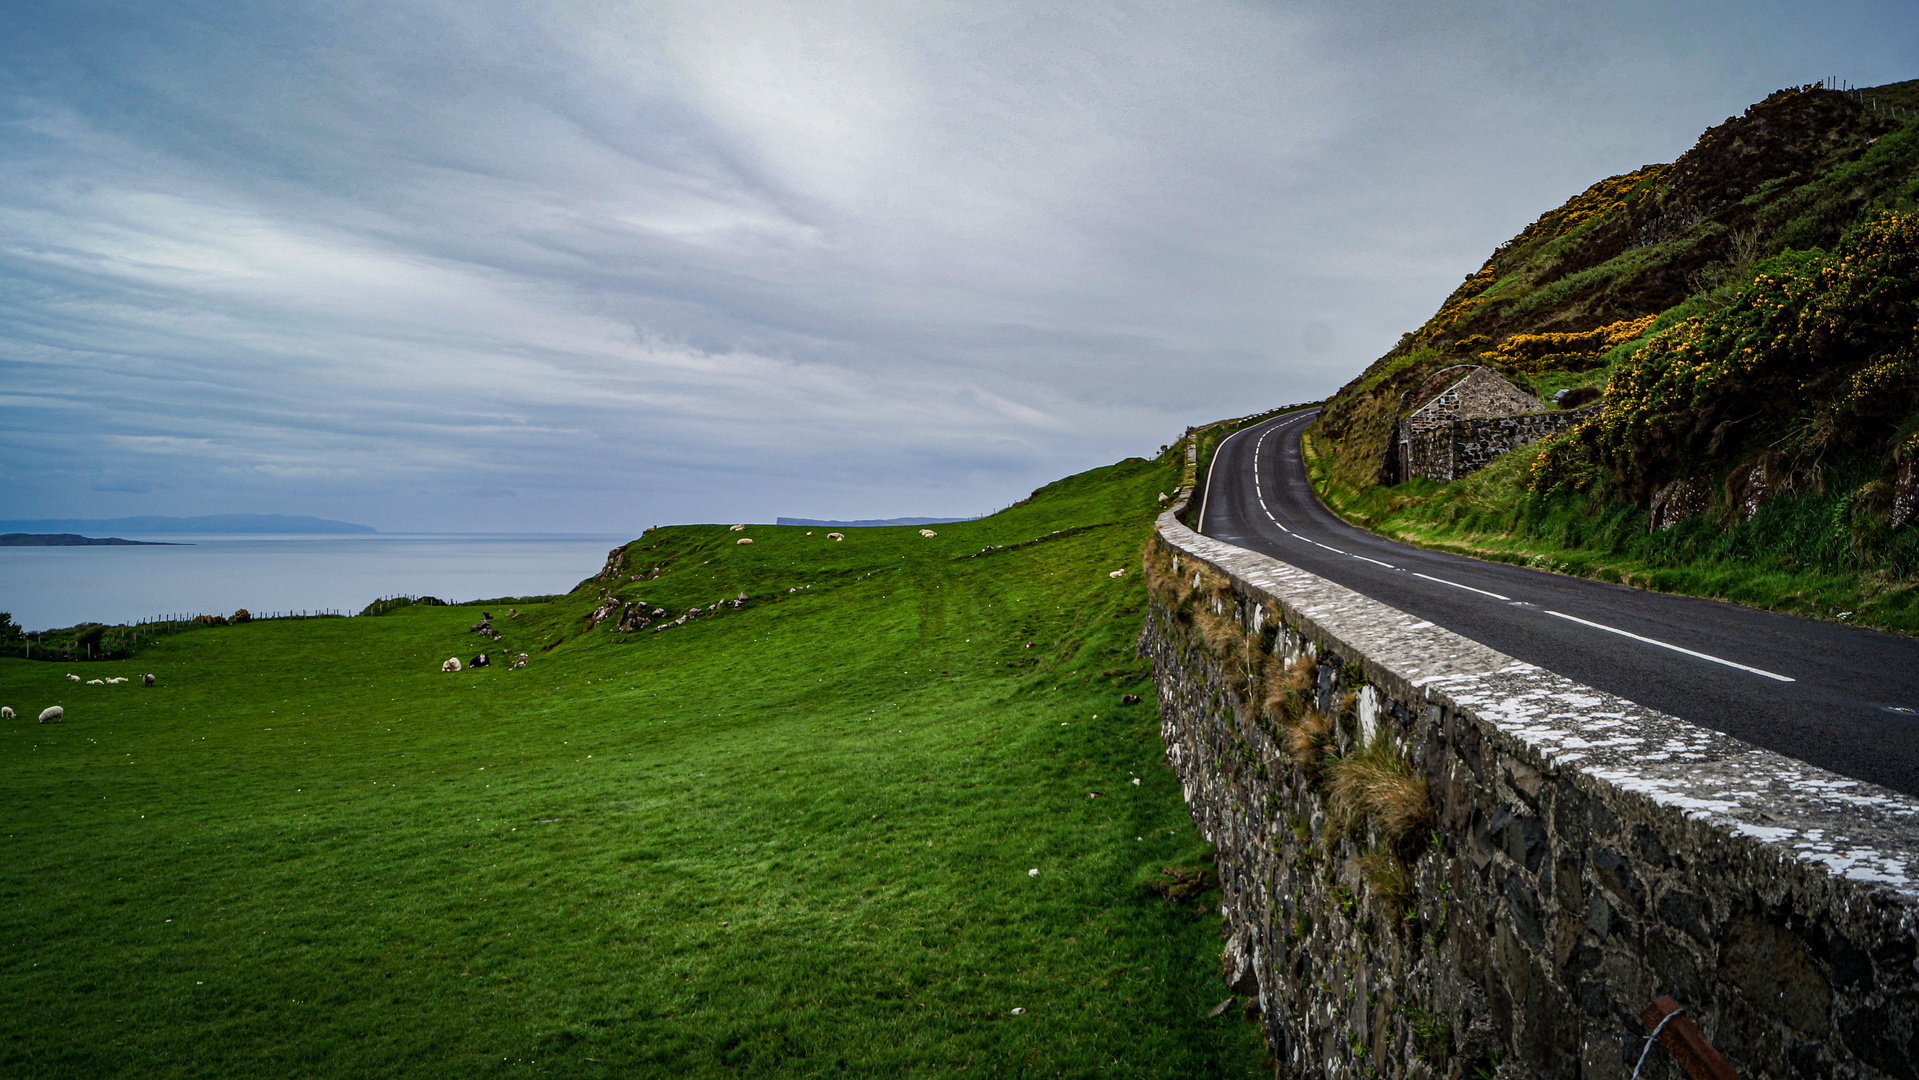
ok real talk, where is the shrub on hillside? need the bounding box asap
[1484,315,1656,374]
[1533,211,1919,500]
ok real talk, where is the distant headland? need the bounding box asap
[0,533,182,546]
[0,514,377,535]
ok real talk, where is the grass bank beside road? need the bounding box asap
[0,451,1269,1078]
[1303,427,1919,636]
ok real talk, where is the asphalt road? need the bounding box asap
[1195,408,1919,797]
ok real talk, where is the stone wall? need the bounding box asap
[1141,499,1919,1079]
[1402,405,1600,483]
[1402,367,1547,440]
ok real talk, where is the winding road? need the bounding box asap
[1196,407,1919,797]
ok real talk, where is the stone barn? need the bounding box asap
[1393,365,1585,483]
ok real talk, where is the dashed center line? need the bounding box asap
[1544,610,1795,682]
[1411,572,1510,601]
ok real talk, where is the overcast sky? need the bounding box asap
[2,1,1914,532]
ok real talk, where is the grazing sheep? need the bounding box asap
[86,679,104,685]
[1,707,12,720]
[1157,492,1169,504]
[730,524,746,531]
[39,706,63,723]
[442,657,462,673]
[827,532,844,541]
[142,674,155,686]
[67,673,81,682]
[737,538,753,545]
[106,676,128,684]
[919,529,937,538]
[1108,569,1125,578]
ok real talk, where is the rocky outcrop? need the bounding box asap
[1894,461,1919,530]
[1649,475,1713,530]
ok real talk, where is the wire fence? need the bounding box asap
[1819,76,1914,122]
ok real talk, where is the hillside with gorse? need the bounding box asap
[1307,80,1919,633]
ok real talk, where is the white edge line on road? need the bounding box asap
[1544,610,1795,682]
[1412,572,1510,601]
[1351,554,1396,569]
[1197,413,1279,533]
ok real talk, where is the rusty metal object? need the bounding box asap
[1637,997,1738,1080]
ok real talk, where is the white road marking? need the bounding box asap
[1412,573,1510,601]
[1544,610,1795,682]
[1223,409,1799,688]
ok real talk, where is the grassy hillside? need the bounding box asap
[1307,81,1919,634]
[0,452,1271,1078]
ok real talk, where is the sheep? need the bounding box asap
[1108,569,1125,578]
[67,673,81,682]
[730,524,746,531]
[142,674,155,686]
[39,706,63,723]
[919,529,937,538]
[106,676,128,684]
[0,707,11,720]
[471,653,490,668]
[737,538,753,545]
[827,532,845,541]
[442,657,462,672]
[86,679,104,685]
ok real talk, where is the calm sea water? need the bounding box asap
[0,533,630,631]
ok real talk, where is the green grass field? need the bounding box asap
[0,453,1270,1078]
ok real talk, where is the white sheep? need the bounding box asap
[39,706,63,723]
[730,524,746,531]
[107,676,128,684]
[142,674,155,686]
[1,707,12,720]
[1109,569,1125,578]
[827,532,845,541]
[67,673,81,682]
[737,538,753,545]
[919,529,938,538]
[86,679,104,685]
[442,657,462,673]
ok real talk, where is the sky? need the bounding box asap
[2,1,1915,532]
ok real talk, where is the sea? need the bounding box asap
[0,533,631,632]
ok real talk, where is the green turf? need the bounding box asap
[0,452,1270,1078]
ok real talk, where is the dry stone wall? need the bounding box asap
[1402,405,1601,483]
[1142,498,1919,1079]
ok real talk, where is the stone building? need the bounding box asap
[1392,366,1578,483]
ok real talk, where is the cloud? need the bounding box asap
[1,0,1914,529]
